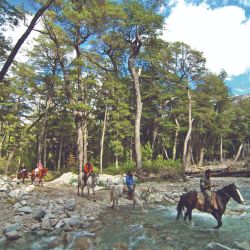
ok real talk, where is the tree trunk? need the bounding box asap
[198,146,205,167]
[173,118,179,160]
[115,154,118,169]
[37,97,52,162]
[0,131,7,158]
[83,117,88,165]
[75,114,84,175]
[4,145,17,175]
[220,134,223,162]
[128,59,142,170]
[100,107,108,174]
[163,147,169,160]
[0,0,55,81]
[182,88,193,171]
[186,142,192,167]
[57,130,63,173]
[234,142,245,162]
[152,125,158,150]
[43,128,47,168]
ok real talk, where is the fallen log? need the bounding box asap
[185,168,250,178]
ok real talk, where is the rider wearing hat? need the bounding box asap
[200,169,213,212]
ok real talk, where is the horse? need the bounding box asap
[109,184,147,211]
[176,183,244,228]
[78,173,99,197]
[31,168,48,186]
[17,170,29,184]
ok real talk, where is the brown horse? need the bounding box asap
[17,170,29,184]
[31,168,48,186]
[176,183,244,228]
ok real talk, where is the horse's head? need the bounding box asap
[223,183,244,204]
[90,173,99,185]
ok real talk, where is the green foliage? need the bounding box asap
[142,156,183,178]
[0,157,7,174]
[142,142,153,161]
[109,140,123,157]
[103,161,136,175]
[43,171,61,182]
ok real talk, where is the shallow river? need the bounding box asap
[96,187,250,250]
[2,187,250,250]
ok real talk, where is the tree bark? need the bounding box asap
[4,145,17,175]
[37,97,52,162]
[234,142,245,162]
[198,146,205,167]
[182,88,194,171]
[173,117,179,160]
[100,107,108,174]
[128,38,142,170]
[0,0,55,81]
[220,133,223,162]
[83,118,88,165]
[57,130,63,173]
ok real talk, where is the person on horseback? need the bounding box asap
[83,161,93,186]
[200,169,213,212]
[126,170,135,200]
[35,160,43,177]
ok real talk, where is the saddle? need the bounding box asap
[197,192,218,212]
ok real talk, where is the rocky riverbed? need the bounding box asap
[0,173,250,249]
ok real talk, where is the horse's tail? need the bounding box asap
[176,194,185,220]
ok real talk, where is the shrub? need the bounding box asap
[103,161,136,175]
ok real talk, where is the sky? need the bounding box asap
[5,0,250,95]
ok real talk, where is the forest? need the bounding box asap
[0,0,249,177]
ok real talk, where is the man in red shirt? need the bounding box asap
[83,161,93,185]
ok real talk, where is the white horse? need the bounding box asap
[78,173,99,196]
[109,184,147,211]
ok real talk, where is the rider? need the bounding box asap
[35,160,43,177]
[126,170,135,200]
[83,161,93,185]
[200,169,213,211]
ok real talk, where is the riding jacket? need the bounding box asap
[126,175,134,186]
[200,174,211,192]
[83,163,93,173]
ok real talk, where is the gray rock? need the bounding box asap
[19,200,27,207]
[3,223,22,234]
[55,220,65,229]
[18,206,32,213]
[69,215,82,228]
[8,190,19,198]
[34,207,46,220]
[30,223,41,230]
[64,199,75,211]
[5,230,21,240]
[41,217,52,230]
[50,218,59,227]
[205,242,236,250]
[63,223,73,232]
[232,241,250,250]
[52,205,64,214]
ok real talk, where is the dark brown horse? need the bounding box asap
[17,170,29,183]
[31,168,48,186]
[176,183,244,228]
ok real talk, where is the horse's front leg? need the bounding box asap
[81,185,84,197]
[212,211,222,229]
[184,209,192,223]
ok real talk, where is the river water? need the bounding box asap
[96,187,250,250]
[2,187,250,250]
